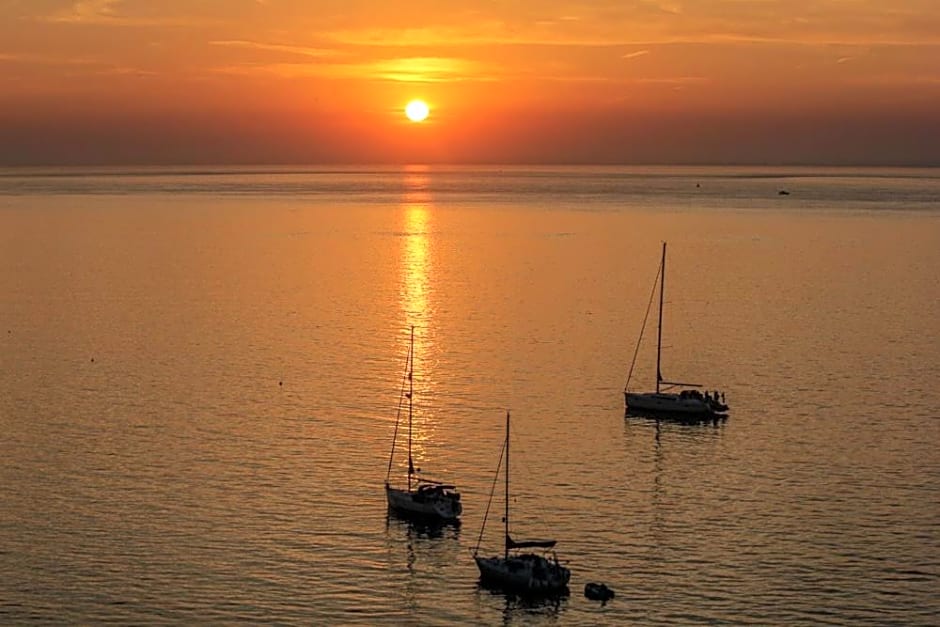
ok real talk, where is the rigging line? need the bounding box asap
[473,434,506,557]
[624,260,662,393]
[385,332,414,482]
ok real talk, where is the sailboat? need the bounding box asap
[473,411,570,595]
[624,242,729,419]
[385,326,462,522]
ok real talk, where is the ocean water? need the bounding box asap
[1,165,938,625]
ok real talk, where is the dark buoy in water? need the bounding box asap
[90,357,95,363]
[585,582,614,602]
[279,381,283,386]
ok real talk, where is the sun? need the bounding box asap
[405,99,430,122]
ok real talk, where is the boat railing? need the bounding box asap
[416,477,455,488]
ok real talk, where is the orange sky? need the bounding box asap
[1,0,938,165]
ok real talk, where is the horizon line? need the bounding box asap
[2,160,938,169]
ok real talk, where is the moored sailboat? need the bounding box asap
[473,411,570,595]
[624,242,729,419]
[385,327,462,522]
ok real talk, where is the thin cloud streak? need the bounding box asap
[34,0,208,27]
[210,56,489,83]
[209,40,339,59]
[43,0,122,24]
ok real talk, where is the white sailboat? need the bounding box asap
[473,411,570,595]
[624,242,729,419]
[385,326,462,522]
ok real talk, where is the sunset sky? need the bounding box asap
[1,0,938,165]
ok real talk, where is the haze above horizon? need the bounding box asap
[1,0,938,166]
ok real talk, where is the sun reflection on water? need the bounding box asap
[398,166,438,477]
[401,168,431,329]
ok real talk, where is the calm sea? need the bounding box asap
[1,166,938,625]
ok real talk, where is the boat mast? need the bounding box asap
[407,326,414,492]
[504,410,510,560]
[655,242,666,394]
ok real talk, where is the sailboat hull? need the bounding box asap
[475,555,570,595]
[385,485,462,522]
[625,391,725,418]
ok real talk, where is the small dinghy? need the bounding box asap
[584,582,614,602]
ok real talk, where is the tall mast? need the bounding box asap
[407,326,414,491]
[504,410,510,560]
[655,242,666,394]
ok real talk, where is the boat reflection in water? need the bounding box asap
[474,585,568,622]
[385,510,461,542]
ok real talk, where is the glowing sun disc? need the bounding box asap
[405,100,430,122]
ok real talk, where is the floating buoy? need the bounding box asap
[584,582,614,602]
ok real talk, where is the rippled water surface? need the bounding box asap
[1,166,939,624]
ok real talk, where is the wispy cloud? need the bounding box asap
[849,73,940,86]
[622,50,650,60]
[43,0,123,24]
[210,40,338,59]
[0,50,154,77]
[93,65,157,76]
[22,2,940,46]
[0,51,99,65]
[365,56,484,82]
[656,2,683,16]
[212,55,487,83]
[320,2,940,49]
[36,0,201,27]
[634,76,708,85]
[325,25,513,48]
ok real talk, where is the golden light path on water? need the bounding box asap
[396,165,438,482]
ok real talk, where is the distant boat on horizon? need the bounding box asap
[624,242,729,420]
[385,326,462,522]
